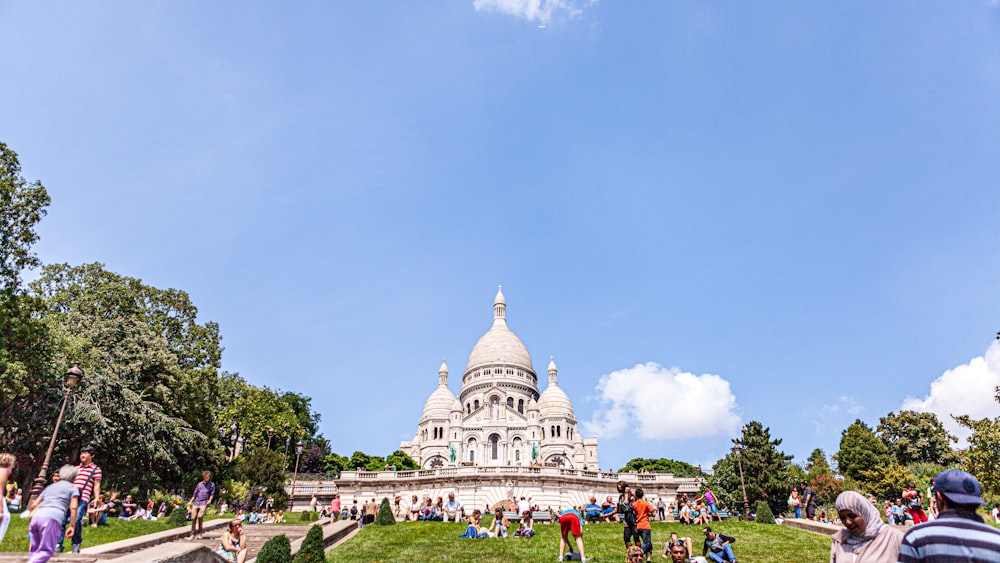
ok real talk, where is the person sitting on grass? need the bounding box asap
[488,509,509,538]
[679,502,693,524]
[891,499,906,525]
[602,496,618,522]
[459,509,489,539]
[514,511,535,538]
[408,495,420,522]
[119,495,137,519]
[702,527,737,563]
[87,496,107,527]
[584,497,602,523]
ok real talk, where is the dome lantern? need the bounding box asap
[493,285,506,326]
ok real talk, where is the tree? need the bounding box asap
[349,451,385,472]
[955,386,1000,501]
[292,524,325,563]
[256,534,292,563]
[755,500,775,524]
[859,461,913,502]
[619,458,699,476]
[804,449,843,508]
[231,449,287,509]
[375,498,395,525]
[0,141,50,293]
[707,421,793,516]
[834,420,892,483]
[385,450,420,471]
[877,410,958,466]
[323,453,350,475]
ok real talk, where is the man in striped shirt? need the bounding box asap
[67,445,102,553]
[898,468,1000,563]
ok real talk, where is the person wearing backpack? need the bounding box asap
[801,481,818,521]
[617,481,639,549]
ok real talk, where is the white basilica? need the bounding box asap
[401,287,600,470]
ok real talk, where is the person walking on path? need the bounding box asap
[898,469,1000,562]
[190,470,215,539]
[830,491,902,563]
[0,453,14,545]
[330,494,341,521]
[801,481,817,521]
[63,445,100,553]
[27,465,80,563]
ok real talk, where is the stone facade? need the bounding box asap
[400,287,599,470]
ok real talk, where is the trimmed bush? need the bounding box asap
[292,524,325,563]
[256,534,292,563]
[375,497,395,526]
[168,506,188,526]
[755,500,776,524]
[298,510,319,522]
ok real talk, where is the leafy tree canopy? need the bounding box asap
[834,419,892,483]
[619,458,699,476]
[707,421,793,517]
[955,386,1000,503]
[877,410,958,466]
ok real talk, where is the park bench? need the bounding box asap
[671,509,733,521]
[501,510,553,523]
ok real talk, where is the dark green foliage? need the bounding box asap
[755,500,775,524]
[376,497,395,525]
[878,410,959,466]
[324,453,350,475]
[292,524,325,563]
[298,510,320,522]
[257,534,292,563]
[619,458,700,476]
[835,420,893,483]
[385,450,420,471]
[349,451,385,472]
[168,506,188,526]
[232,449,287,509]
[707,421,794,517]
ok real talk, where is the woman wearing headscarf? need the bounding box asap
[830,491,903,563]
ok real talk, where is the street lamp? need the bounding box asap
[30,363,84,501]
[283,437,291,469]
[267,427,274,450]
[731,439,752,522]
[290,440,304,511]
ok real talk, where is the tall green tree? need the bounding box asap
[0,142,53,446]
[385,450,420,471]
[707,421,793,516]
[955,386,1000,501]
[877,410,958,466]
[805,449,844,506]
[834,419,893,483]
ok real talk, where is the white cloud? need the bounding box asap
[472,0,594,24]
[902,341,1000,444]
[811,395,865,433]
[582,362,741,441]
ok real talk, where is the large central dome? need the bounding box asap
[465,286,533,372]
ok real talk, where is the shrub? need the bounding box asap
[755,500,775,524]
[375,498,395,526]
[168,505,188,526]
[298,510,319,522]
[256,534,292,563]
[292,524,325,563]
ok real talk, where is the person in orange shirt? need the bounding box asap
[632,488,655,563]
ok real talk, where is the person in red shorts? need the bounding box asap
[557,507,589,562]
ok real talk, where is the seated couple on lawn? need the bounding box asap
[459,510,536,539]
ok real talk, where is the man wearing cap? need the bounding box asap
[701,527,737,563]
[65,445,101,553]
[898,468,1000,562]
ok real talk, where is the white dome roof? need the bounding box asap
[466,286,533,372]
[467,324,533,371]
[538,384,574,418]
[422,384,458,420]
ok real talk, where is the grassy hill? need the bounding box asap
[327,519,832,562]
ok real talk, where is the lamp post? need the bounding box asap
[267,427,274,450]
[731,439,752,521]
[30,363,84,501]
[282,437,291,469]
[289,440,304,511]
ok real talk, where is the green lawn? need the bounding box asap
[327,520,831,563]
[0,516,179,552]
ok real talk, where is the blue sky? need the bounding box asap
[3,1,1000,471]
